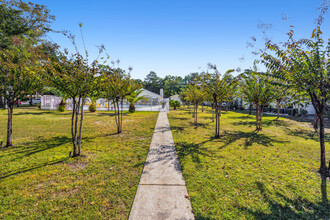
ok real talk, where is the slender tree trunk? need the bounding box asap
[249,103,252,115]
[256,104,259,131]
[113,100,118,133]
[212,103,215,122]
[195,104,198,125]
[29,96,33,106]
[71,98,76,156]
[319,114,328,175]
[277,100,280,119]
[192,104,195,118]
[78,98,85,156]
[226,102,228,112]
[108,99,110,111]
[217,105,222,138]
[202,105,204,113]
[6,103,13,147]
[120,99,123,133]
[215,103,220,138]
[215,104,218,138]
[73,97,81,157]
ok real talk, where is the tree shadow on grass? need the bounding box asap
[13,111,59,116]
[93,112,129,117]
[189,121,212,129]
[0,158,66,180]
[168,116,188,121]
[284,128,330,143]
[239,180,329,219]
[8,136,72,161]
[232,119,290,128]
[220,130,288,149]
[170,125,185,132]
[227,115,253,120]
[176,141,213,164]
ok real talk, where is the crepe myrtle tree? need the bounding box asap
[240,71,276,131]
[260,26,330,175]
[202,64,238,138]
[45,22,107,157]
[45,49,97,157]
[255,70,296,119]
[0,41,43,147]
[100,66,137,133]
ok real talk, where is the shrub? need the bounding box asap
[58,100,66,112]
[89,103,96,112]
[129,103,135,113]
[170,100,181,110]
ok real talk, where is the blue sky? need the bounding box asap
[37,0,329,79]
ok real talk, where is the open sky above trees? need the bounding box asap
[36,0,330,79]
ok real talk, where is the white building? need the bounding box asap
[41,88,169,112]
[169,94,182,104]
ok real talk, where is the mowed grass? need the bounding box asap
[168,107,329,219]
[0,107,158,219]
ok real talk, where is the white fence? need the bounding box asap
[41,95,169,112]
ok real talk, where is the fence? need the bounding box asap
[41,95,169,112]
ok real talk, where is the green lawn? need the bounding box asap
[0,107,158,219]
[168,107,329,219]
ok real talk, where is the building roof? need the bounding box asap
[140,88,162,98]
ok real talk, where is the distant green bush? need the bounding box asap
[170,100,181,110]
[58,100,66,112]
[89,103,96,112]
[129,103,135,113]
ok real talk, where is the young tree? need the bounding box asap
[260,26,330,175]
[202,64,237,138]
[241,72,276,131]
[100,67,136,133]
[0,0,53,147]
[0,42,42,147]
[45,50,96,157]
[184,84,205,125]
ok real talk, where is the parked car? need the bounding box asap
[14,101,21,105]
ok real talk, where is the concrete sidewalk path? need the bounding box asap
[129,111,194,220]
